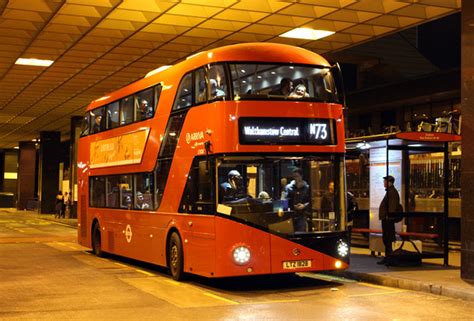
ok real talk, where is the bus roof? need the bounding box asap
[86,42,331,110]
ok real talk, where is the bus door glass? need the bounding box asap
[216,156,344,235]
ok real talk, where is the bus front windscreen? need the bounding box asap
[229,63,341,103]
[217,156,345,234]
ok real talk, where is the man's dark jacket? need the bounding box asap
[378,185,400,220]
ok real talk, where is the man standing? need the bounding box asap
[286,168,311,232]
[377,175,400,265]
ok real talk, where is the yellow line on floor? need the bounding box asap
[202,292,239,305]
[114,263,128,268]
[164,279,182,286]
[243,299,300,305]
[135,269,156,277]
[358,282,399,290]
[349,290,407,297]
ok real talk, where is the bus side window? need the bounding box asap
[179,159,214,214]
[135,87,154,121]
[155,159,172,209]
[173,73,192,110]
[119,175,133,209]
[121,96,134,125]
[90,176,106,208]
[208,64,226,101]
[91,107,105,134]
[135,173,154,210]
[80,113,90,136]
[106,176,120,208]
[195,68,207,103]
[107,101,120,129]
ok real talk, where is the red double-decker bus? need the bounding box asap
[77,42,349,280]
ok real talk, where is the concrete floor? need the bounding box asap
[1,211,473,321]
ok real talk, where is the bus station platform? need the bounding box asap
[10,209,473,301]
[327,247,474,301]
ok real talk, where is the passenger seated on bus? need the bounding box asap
[135,191,150,210]
[122,195,132,210]
[269,78,293,97]
[210,78,225,99]
[290,83,309,98]
[138,99,153,119]
[92,115,103,133]
[258,191,272,203]
[219,170,245,202]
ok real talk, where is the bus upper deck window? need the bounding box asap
[80,113,90,136]
[91,107,105,134]
[173,73,192,110]
[135,87,154,121]
[107,101,120,129]
[195,68,207,103]
[121,96,134,125]
[208,64,226,101]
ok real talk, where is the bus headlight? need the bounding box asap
[232,246,251,265]
[337,240,349,257]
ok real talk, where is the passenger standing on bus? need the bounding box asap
[321,181,335,217]
[377,175,400,265]
[286,168,311,232]
[138,99,153,119]
[269,78,293,97]
[92,115,102,133]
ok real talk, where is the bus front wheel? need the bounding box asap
[92,222,104,257]
[168,232,184,280]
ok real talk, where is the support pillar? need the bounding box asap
[69,116,82,218]
[38,131,60,214]
[461,2,474,280]
[17,142,37,210]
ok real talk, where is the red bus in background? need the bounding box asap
[77,42,349,280]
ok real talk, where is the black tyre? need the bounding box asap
[168,232,184,280]
[92,222,104,257]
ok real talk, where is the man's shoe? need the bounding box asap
[376,258,387,265]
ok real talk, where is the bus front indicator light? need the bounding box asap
[337,240,349,257]
[232,246,251,265]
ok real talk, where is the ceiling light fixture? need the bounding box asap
[15,58,54,67]
[280,28,335,41]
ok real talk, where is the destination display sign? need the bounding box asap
[239,118,336,145]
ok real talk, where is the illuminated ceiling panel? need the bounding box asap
[0,0,461,147]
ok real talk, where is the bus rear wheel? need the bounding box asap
[92,222,104,257]
[168,232,184,280]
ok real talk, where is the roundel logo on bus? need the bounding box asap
[185,131,204,144]
[125,224,133,243]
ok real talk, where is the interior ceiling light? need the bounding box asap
[15,58,54,67]
[279,28,335,41]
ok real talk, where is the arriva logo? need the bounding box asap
[185,131,204,144]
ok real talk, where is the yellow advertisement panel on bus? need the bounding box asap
[90,129,149,168]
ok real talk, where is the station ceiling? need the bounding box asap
[0,0,461,148]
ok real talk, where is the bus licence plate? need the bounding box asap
[282,260,312,270]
